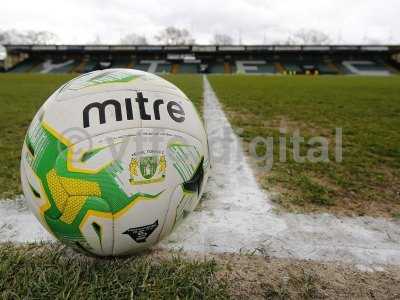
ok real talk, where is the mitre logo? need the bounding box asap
[82,91,185,128]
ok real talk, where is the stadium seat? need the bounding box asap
[112,57,132,68]
[208,63,225,74]
[323,62,341,74]
[133,63,151,72]
[235,61,275,74]
[37,59,75,73]
[155,63,171,73]
[138,60,169,73]
[342,60,392,75]
[9,58,42,73]
[282,63,302,73]
[49,60,78,73]
[83,60,97,73]
[178,64,199,73]
[73,59,87,73]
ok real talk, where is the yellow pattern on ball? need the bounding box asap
[46,168,101,224]
[46,169,69,212]
[60,196,89,224]
[59,175,101,196]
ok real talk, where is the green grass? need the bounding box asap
[0,244,228,299]
[0,74,75,198]
[1,243,399,300]
[0,74,203,198]
[209,75,400,216]
[164,74,203,114]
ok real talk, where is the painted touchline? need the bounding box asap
[160,76,400,269]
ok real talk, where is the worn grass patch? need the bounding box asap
[0,73,203,198]
[214,253,400,299]
[209,75,400,217]
[0,243,228,299]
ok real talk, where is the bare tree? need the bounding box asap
[90,35,103,45]
[0,29,57,44]
[154,27,195,45]
[26,31,58,44]
[285,29,332,45]
[0,29,18,44]
[120,33,148,45]
[212,34,234,45]
[362,35,384,45]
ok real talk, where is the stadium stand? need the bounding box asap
[49,60,78,73]
[178,63,198,73]
[208,63,226,74]
[9,58,43,73]
[83,59,98,73]
[320,61,341,74]
[236,61,275,74]
[41,59,74,73]
[131,62,150,72]
[2,45,399,75]
[223,62,232,74]
[0,45,6,71]
[112,56,133,68]
[73,59,87,73]
[282,63,302,74]
[171,63,179,74]
[341,60,392,75]
[258,64,276,73]
[18,59,76,73]
[273,62,285,74]
[155,62,172,73]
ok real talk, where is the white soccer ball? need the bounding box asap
[20,69,210,256]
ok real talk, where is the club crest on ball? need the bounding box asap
[129,152,166,185]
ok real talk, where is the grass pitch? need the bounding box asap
[1,74,400,298]
[209,75,400,217]
[0,244,227,299]
[164,74,203,114]
[0,74,75,198]
[3,244,400,299]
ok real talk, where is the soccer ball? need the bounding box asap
[20,69,210,256]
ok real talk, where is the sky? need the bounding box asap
[1,0,399,44]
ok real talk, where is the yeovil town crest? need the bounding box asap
[129,152,166,185]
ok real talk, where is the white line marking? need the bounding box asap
[0,196,52,242]
[161,76,400,268]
